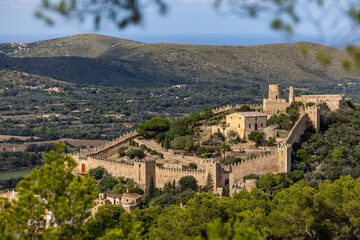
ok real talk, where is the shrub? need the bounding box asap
[129,187,144,195]
[89,166,107,180]
[267,137,276,147]
[188,163,197,169]
[103,176,118,190]
[306,102,315,107]
[239,105,251,112]
[178,176,198,191]
[248,131,264,144]
[118,146,127,157]
[150,150,158,155]
[126,149,145,159]
[197,147,217,158]
[243,173,259,181]
[157,152,164,158]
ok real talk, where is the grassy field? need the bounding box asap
[0,170,32,180]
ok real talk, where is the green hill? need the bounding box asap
[0,34,359,88]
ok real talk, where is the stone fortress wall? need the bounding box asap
[71,84,346,194]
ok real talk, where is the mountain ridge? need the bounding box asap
[0,34,359,88]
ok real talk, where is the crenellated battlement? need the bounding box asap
[91,157,135,166]
[211,104,263,115]
[134,159,156,163]
[230,151,277,169]
[156,166,205,174]
[277,143,292,149]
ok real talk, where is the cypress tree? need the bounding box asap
[148,176,155,197]
[222,184,230,197]
[205,173,214,192]
[162,136,171,151]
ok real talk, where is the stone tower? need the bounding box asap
[277,143,292,172]
[289,86,294,104]
[205,160,219,190]
[134,160,156,191]
[268,84,281,100]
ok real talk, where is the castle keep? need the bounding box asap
[71,84,346,195]
[263,84,346,115]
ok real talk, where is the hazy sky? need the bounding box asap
[0,0,358,46]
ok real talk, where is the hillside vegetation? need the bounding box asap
[0,34,359,87]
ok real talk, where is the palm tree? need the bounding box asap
[220,121,227,143]
[220,143,230,160]
[193,127,203,147]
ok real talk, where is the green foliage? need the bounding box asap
[257,172,293,196]
[189,163,197,169]
[89,166,107,180]
[103,175,118,190]
[204,173,214,193]
[248,131,264,145]
[286,107,300,123]
[171,135,194,151]
[178,175,198,191]
[220,143,230,159]
[221,184,230,197]
[161,136,171,150]
[0,143,98,239]
[296,149,310,161]
[138,117,169,137]
[306,102,315,107]
[84,204,126,238]
[294,109,360,184]
[243,173,259,181]
[118,146,127,157]
[126,149,146,159]
[155,133,165,143]
[0,151,43,173]
[239,105,251,112]
[148,176,155,198]
[108,177,135,194]
[202,107,214,120]
[166,125,188,140]
[129,187,144,195]
[267,137,276,146]
[188,112,201,125]
[267,113,293,130]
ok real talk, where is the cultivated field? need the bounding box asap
[0,170,32,180]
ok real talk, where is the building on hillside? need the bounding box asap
[294,94,346,112]
[226,112,267,138]
[263,84,346,115]
[0,190,18,202]
[172,84,188,90]
[107,114,125,119]
[44,87,65,93]
[92,192,142,214]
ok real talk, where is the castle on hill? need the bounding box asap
[71,84,346,195]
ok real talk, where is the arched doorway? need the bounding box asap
[225,179,229,186]
[81,163,86,173]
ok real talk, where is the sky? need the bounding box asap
[0,0,358,47]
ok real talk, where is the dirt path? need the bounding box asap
[136,139,206,169]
